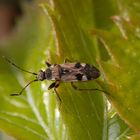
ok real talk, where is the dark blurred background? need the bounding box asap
[0,0,31,140]
[0,0,22,39]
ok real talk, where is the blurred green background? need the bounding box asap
[1,0,140,140]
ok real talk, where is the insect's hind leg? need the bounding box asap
[71,82,106,93]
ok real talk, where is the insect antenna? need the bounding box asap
[10,79,38,96]
[3,56,37,75]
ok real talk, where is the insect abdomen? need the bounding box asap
[83,64,100,80]
[58,63,100,82]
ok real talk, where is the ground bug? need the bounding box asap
[4,57,105,101]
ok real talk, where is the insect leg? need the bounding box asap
[64,58,73,63]
[48,82,56,90]
[71,82,107,93]
[48,81,61,102]
[45,61,51,67]
[53,81,61,102]
[54,88,61,102]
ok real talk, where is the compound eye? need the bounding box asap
[37,70,45,81]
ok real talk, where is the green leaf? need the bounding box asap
[1,0,140,140]
[43,0,116,140]
[90,0,140,137]
[108,109,134,140]
[0,3,65,140]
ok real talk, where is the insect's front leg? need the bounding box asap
[54,88,61,102]
[48,82,56,90]
[48,81,61,102]
[45,61,51,67]
[71,82,107,93]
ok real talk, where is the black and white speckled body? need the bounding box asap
[4,56,103,99]
[38,62,100,82]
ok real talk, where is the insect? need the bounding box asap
[4,57,105,101]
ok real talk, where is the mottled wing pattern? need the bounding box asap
[48,63,100,82]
